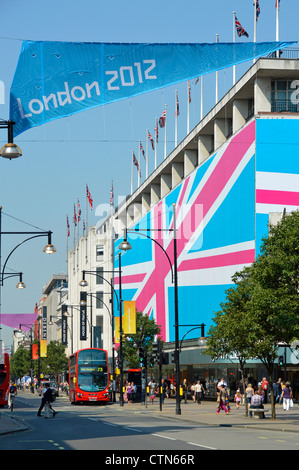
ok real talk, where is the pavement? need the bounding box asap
[0,390,298,436]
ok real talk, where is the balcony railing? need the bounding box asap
[271,99,299,113]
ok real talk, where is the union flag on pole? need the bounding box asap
[159,109,166,128]
[86,185,93,210]
[175,93,180,117]
[67,216,70,237]
[148,130,154,150]
[235,17,249,38]
[140,142,145,160]
[276,0,280,7]
[133,152,141,177]
[73,204,77,226]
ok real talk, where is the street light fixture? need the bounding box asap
[0,120,22,160]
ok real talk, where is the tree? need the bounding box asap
[119,311,161,369]
[205,267,254,416]
[205,211,299,419]
[37,341,69,382]
[10,345,31,380]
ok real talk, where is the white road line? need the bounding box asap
[124,427,142,433]
[187,442,217,450]
[152,434,176,441]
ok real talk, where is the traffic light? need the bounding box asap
[161,352,169,365]
[278,355,284,366]
[139,347,145,366]
[149,356,155,368]
[152,342,159,362]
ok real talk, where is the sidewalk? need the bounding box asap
[0,395,298,436]
[118,397,299,433]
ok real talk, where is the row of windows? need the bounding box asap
[271,80,299,112]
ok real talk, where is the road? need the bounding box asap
[1,392,299,453]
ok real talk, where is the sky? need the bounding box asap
[0,0,298,351]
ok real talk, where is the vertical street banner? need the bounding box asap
[114,317,120,344]
[61,304,68,346]
[42,306,47,341]
[10,40,295,136]
[32,343,39,360]
[40,339,47,358]
[80,292,87,341]
[123,301,136,335]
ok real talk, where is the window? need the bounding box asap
[96,267,103,285]
[96,291,103,309]
[271,80,299,112]
[96,245,104,261]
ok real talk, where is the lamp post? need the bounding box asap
[0,207,56,352]
[79,269,120,404]
[17,323,36,393]
[119,203,181,415]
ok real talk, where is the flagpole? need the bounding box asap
[138,144,141,186]
[276,1,280,58]
[187,81,190,134]
[66,214,69,275]
[155,117,157,170]
[254,1,257,43]
[215,34,219,104]
[86,184,88,233]
[131,150,133,195]
[200,77,203,120]
[85,185,88,264]
[175,90,178,147]
[146,130,149,179]
[164,105,167,160]
[233,11,236,85]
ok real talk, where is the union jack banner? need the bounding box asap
[86,185,93,210]
[148,130,154,150]
[115,121,256,341]
[77,199,81,222]
[159,109,166,128]
[67,216,70,237]
[133,152,141,177]
[254,0,260,21]
[175,93,180,117]
[276,0,280,7]
[73,204,77,226]
[235,17,249,38]
[188,80,191,103]
[140,142,146,159]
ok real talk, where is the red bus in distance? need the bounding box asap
[69,348,109,404]
[0,353,9,407]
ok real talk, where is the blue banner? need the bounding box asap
[10,40,295,136]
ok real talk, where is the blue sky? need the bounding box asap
[0,0,298,350]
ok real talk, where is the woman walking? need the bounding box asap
[216,385,228,414]
[281,382,293,411]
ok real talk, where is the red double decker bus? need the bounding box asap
[69,348,109,404]
[0,353,9,407]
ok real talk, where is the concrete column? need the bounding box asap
[151,183,160,206]
[172,162,184,188]
[160,173,172,198]
[254,77,271,114]
[232,99,249,134]
[198,135,213,164]
[184,149,198,176]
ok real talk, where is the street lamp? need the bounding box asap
[119,203,181,415]
[0,119,22,160]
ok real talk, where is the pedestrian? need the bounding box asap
[181,378,188,404]
[245,383,253,414]
[216,385,228,415]
[249,390,264,418]
[191,382,196,402]
[261,377,269,404]
[37,383,58,418]
[131,382,137,402]
[195,380,203,404]
[126,382,133,405]
[234,389,242,410]
[281,382,293,411]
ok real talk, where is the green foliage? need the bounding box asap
[10,345,31,379]
[119,311,161,369]
[38,341,69,380]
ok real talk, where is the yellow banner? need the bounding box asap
[40,339,47,358]
[114,317,120,344]
[123,301,136,334]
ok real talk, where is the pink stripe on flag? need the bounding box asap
[114,273,146,285]
[256,189,299,206]
[179,249,255,272]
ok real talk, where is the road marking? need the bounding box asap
[151,434,176,441]
[124,427,142,433]
[187,442,217,450]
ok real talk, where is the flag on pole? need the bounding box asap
[67,216,70,237]
[83,219,86,233]
[254,1,260,21]
[140,142,146,159]
[148,130,154,150]
[188,80,191,103]
[159,109,166,128]
[73,204,77,226]
[276,0,280,7]
[235,17,249,38]
[86,185,93,210]
[110,180,114,207]
[175,93,180,116]
[133,152,141,177]
[195,77,200,85]
[77,199,81,222]
[155,119,159,143]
